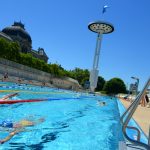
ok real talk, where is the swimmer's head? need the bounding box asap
[0,119,13,128]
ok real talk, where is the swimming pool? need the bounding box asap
[0,82,124,149]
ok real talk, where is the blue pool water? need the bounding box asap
[0,82,124,149]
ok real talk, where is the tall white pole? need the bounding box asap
[88,21,114,92]
[90,32,103,92]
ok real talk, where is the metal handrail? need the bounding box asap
[120,93,142,141]
[121,77,150,149]
[120,93,140,123]
[126,126,141,141]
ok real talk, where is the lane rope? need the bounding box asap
[0,97,81,104]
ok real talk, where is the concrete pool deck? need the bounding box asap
[119,98,150,136]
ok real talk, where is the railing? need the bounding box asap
[126,126,141,141]
[121,77,150,149]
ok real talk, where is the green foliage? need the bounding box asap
[100,91,107,95]
[0,38,20,61]
[0,38,9,57]
[70,68,90,86]
[0,38,91,86]
[49,64,60,76]
[95,76,105,91]
[103,78,127,95]
[9,42,20,62]
[19,53,33,66]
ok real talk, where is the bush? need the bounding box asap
[0,38,20,61]
[103,78,126,95]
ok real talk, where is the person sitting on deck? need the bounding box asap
[141,92,149,107]
[0,93,18,101]
[0,118,45,144]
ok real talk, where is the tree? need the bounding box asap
[95,76,105,91]
[8,42,20,62]
[70,68,90,86]
[50,64,60,76]
[0,38,20,61]
[0,38,10,58]
[103,78,126,94]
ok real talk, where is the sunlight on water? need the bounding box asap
[0,82,124,150]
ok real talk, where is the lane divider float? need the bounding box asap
[0,97,81,104]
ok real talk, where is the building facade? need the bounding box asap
[0,22,48,63]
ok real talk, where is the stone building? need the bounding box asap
[0,22,48,63]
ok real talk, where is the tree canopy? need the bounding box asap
[103,78,127,94]
[69,68,90,86]
[95,76,105,91]
[0,38,20,62]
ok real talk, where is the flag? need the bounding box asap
[102,5,109,14]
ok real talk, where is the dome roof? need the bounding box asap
[2,22,32,43]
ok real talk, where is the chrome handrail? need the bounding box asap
[121,77,150,149]
[120,93,142,142]
[120,93,140,123]
[126,126,141,141]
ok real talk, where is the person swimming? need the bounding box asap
[0,93,18,101]
[97,100,106,106]
[0,118,45,144]
[0,118,45,128]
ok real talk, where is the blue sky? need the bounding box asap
[0,0,150,90]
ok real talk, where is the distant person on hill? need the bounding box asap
[41,82,46,88]
[0,118,45,144]
[3,72,8,81]
[0,93,18,101]
[28,80,33,84]
[18,78,22,84]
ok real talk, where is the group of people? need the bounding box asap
[0,93,106,144]
[122,91,150,108]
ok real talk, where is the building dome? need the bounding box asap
[1,21,48,62]
[2,22,32,43]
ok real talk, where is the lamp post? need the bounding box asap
[131,76,139,96]
[88,21,114,92]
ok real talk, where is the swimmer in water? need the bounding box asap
[0,93,18,101]
[0,118,45,144]
[97,100,106,106]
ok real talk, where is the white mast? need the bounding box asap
[88,21,114,92]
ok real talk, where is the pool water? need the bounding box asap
[0,82,124,150]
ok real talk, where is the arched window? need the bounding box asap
[38,48,44,55]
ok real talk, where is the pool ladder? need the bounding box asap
[121,77,150,149]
